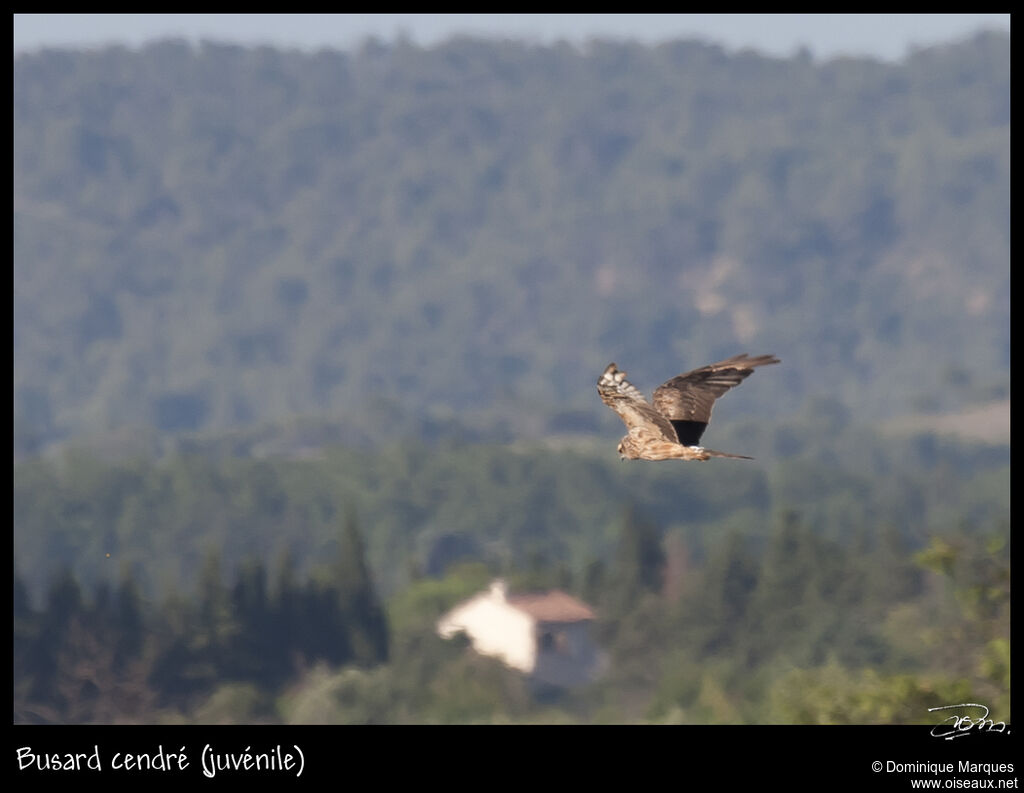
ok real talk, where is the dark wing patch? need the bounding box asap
[669,419,708,446]
[597,363,679,443]
[653,353,780,426]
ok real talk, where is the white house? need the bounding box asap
[437,579,605,689]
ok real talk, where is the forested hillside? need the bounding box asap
[14,32,1009,454]
[13,430,1009,724]
[13,425,1010,604]
[13,31,1009,726]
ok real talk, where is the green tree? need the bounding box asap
[608,505,666,613]
[333,509,389,666]
[684,531,759,656]
[227,558,279,685]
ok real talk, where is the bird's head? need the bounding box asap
[617,436,637,460]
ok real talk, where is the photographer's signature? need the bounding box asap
[929,703,1009,740]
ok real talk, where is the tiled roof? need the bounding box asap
[506,590,596,623]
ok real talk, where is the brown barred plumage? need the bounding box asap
[597,354,779,461]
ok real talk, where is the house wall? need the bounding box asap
[437,592,537,673]
[530,620,604,689]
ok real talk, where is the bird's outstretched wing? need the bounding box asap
[652,353,780,445]
[597,363,678,442]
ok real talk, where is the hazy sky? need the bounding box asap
[12,14,1011,61]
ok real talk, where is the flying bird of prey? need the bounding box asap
[597,353,780,461]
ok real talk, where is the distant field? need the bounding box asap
[883,399,1010,444]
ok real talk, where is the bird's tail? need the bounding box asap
[701,448,753,460]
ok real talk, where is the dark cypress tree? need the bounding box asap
[14,571,33,618]
[334,509,389,666]
[581,558,607,607]
[14,571,39,719]
[297,575,351,666]
[113,566,144,672]
[192,549,235,687]
[228,558,276,685]
[29,567,84,708]
[270,548,302,678]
